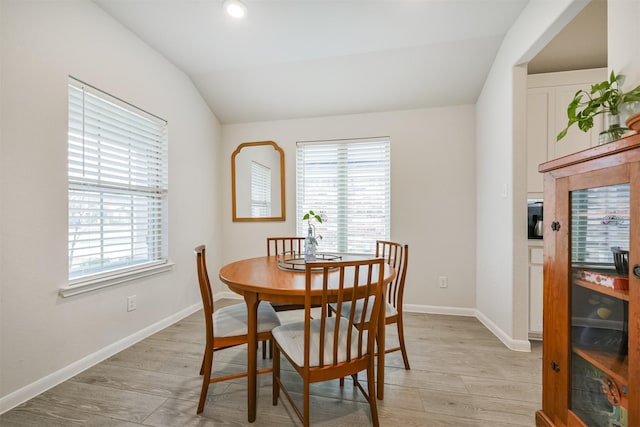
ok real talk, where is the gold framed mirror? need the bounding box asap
[231,141,285,222]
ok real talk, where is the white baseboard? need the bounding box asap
[405,304,532,352]
[215,291,243,301]
[0,302,202,415]
[475,310,532,352]
[528,331,543,341]
[404,304,476,317]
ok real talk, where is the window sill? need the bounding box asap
[59,262,175,298]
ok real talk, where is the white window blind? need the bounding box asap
[251,160,271,217]
[296,137,390,254]
[68,77,168,282]
[571,183,630,266]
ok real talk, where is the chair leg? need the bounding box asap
[397,317,411,370]
[303,380,310,427]
[262,340,267,359]
[272,345,280,405]
[197,347,213,414]
[199,353,205,375]
[340,366,358,387]
[366,362,380,427]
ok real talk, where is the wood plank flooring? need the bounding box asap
[1,300,542,426]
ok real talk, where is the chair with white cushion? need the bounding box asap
[194,245,281,414]
[271,258,385,427]
[331,240,410,373]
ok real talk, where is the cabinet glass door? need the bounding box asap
[570,183,630,427]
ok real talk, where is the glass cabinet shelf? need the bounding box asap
[572,347,628,388]
[573,278,629,302]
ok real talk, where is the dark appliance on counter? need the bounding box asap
[528,200,543,239]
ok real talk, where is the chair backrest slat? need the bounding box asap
[304,258,385,370]
[376,240,408,310]
[267,237,305,256]
[194,245,215,344]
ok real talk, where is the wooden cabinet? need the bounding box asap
[536,134,640,427]
[527,69,606,197]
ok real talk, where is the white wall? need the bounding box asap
[0,0,222,409]
[475,0,589,350]
[609,0,640,123]
[220,106,477,313]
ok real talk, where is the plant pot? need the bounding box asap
[626,112,640,132]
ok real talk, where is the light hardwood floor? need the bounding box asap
[1,300,542,426]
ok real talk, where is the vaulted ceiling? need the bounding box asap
[93,0,604,125]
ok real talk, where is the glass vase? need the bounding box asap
[598,114,629,145]
[304,226,317,262]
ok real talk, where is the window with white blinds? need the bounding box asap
[571,183,630,266]
[251,160,271,217]
[68,77,168,283]
[296,137,390,254]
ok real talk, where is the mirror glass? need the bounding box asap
[232,141,285,221]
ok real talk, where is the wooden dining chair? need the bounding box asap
[267,236,305,258]
[266,237,307,312]
[331,240,410,371]
[271,258,386,427]
[194,245,281,414]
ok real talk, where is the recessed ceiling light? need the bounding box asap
[224,0,247,19]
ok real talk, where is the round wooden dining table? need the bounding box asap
[219,254,396,423]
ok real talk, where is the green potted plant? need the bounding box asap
[557,71,640,143]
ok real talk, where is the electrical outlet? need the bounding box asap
[438,276,448,288]
[127,295,137,312]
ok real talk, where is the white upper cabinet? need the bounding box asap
[527,90,549,195]
[527,68,607,196]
